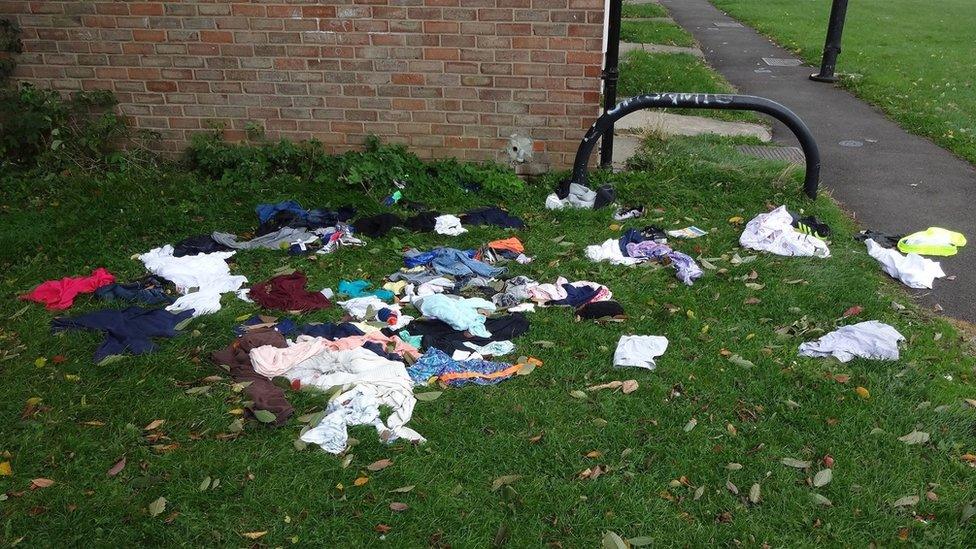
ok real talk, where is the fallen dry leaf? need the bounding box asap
[30,478,54,490]
[354,476,369,487]
[106,457,126,477]
[0,462,12,476]
[898,430,930,445]
[491,475,521,491]
[144,419,165,431]
[833,374,851,384]
[855,386,870,399]
[374,524,391,534]
[588,381,622,392]
[842,305,863,318]
[389,502,409,512]
[241,531,267,540]
[367,459,393,472]
[586,450,603,459]
[621,380,639,394]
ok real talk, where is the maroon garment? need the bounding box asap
[249,271,331,312]
[212,328,294,426]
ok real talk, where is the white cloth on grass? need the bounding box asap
[739,206,830,258]
[286,348,424,453]
[139,245,247,317]
[337,296,398,320]
[865,239,945,289]
[613,335,669,370]
[434,214,468,236]
[585,238,641,266]
[798,320,905,363]
[545,183,596,210]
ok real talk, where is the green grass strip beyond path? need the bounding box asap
[711,0,976,166]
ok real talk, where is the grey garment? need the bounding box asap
[211,227,317,250]
[503,276,538,301]
[798,321,905,363]
[492,292,520,308]
[387,269,447,285]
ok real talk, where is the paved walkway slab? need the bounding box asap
[619,41,704,58]
[661,0,976,321]
[615,109,772,142]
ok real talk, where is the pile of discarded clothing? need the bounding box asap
[586,227,703,286]
[21,193,955,459]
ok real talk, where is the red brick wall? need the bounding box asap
[3,0,606,174]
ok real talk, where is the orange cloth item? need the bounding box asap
[438,363,524,384]
[488,237,524,254]
[21,268,116,310]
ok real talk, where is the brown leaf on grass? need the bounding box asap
[621,380,639,394]
[367,459,393,472]
[0,462,12,476]
[842,305,863,318]
[832,374,851,384]
[354,476,369,487]
[528,433,544,444]
[743,297,761,305]
[106,457,126,477]
[374,524,391,534]
[587,381,622,392]
[585,450,603,459]
[491,475,521,491]
[241,531,267,540]
[144,419,165,431]
[30,478,54,490]
[389,502,409,512]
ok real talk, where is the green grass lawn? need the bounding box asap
[710,0,976,166]
[623,3,668,19]
[2,134,975,545]
[620,20,696,48]
[618,50,758,123]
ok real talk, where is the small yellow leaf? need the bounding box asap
[241,531,267,540]
[354,476,369,487]
[686,310,696,319]
[0,461,12,476]
[228,408,244,416]
[585,450,603,459]
[728,216,744,224]
[26,397,42,407]
[855,386,870,399]
[34,357,47,368]
[64,374,80,382]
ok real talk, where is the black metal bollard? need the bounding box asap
[598,0,623,168]
[810,0,850,83]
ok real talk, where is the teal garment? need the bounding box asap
[337,279,394,302]
[397,331,424,348]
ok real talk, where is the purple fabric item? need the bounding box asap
[625,241,672,260]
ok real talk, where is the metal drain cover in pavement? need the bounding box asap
[714,21,744,28]
[736,145,805,164]
[762,57,802,67]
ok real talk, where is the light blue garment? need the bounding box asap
[430,248,506,278]
[418,294,496,338]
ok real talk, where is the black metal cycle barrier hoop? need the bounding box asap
[557,93,821,201]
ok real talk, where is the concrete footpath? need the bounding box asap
[658,0,976,322]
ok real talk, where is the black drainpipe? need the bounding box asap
[598,0,623,168]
